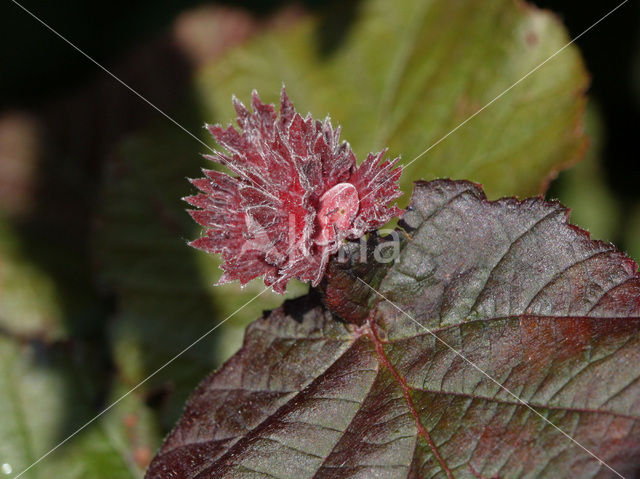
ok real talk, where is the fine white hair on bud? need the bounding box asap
[185,87,403,293]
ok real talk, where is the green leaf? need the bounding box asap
[0,335,158,479]
[147,180,640,478]
[44,384,160,479]
[0,220,65,340]
[623,203,640,264]
[549,104,621,244]
[197,0,588,202]
[0,215,106,342]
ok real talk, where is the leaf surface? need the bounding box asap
[147,180,640,478]
[0,335,158,479]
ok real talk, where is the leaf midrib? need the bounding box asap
[368,321,454,479]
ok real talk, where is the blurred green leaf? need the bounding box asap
[45,385,160,479]
[0,335,158,479]
[549,103,620,243]
[0,211,108,342]
[94,118,221,429]
[623,204,640,263]
[198,0,588,203]
[0,220,65,340]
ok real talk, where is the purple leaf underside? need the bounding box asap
[147,180,640,479]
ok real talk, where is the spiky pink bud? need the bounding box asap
[186,88,402,293]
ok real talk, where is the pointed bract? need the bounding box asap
[188,88,402,293]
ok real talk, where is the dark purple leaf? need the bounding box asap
[147,180,640,478]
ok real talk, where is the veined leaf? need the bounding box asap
[147,180,640,478]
